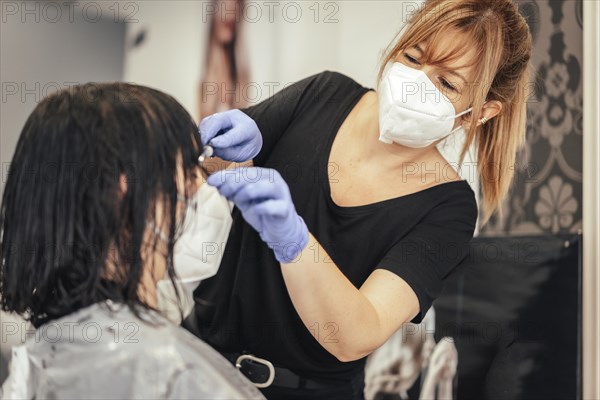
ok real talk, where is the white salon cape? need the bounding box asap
[0,301,265,400]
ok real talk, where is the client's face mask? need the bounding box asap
[378,61,473,148]
[172,182,233,283]
[154,182,233,322]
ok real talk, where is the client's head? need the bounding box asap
[0,83,204,327]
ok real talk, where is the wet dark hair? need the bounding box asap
[0,83,204,327]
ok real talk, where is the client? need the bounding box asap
[0,83,264,400]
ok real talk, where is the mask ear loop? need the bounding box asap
[456,107,474,119]
[147,220,170,243]
[448,107,474,135]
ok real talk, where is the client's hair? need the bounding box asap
[0,83,202,327]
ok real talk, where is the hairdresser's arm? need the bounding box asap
[202,157,252,174]
[279,236,419,362]
[206,167,419,362]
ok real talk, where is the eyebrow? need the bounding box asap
[445,69,467,86]
[413,44,468,85]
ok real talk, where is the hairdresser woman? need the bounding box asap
[183,1,532,398]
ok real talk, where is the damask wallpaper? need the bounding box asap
[481,0,583,236]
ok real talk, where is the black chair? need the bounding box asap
[425,234,583,400]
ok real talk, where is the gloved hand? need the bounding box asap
[200,109,263,162]
[207,167,309,263]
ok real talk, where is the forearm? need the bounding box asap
[206,165,404,361]
[279,233,384,362]
[203,158,253,174]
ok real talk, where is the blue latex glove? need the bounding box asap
[200,109,263,162]
[207,167,309,263]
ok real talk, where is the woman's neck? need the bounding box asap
[103,237,166,310]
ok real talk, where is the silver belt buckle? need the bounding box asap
[235,354,275,388]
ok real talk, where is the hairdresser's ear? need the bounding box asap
[118,173,128,200]
[476,100,503,127]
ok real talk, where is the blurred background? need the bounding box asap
[0,1,594,399]
[0,0,585,236]
[1,0,416,192]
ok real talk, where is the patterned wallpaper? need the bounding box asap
[481,0,583,236]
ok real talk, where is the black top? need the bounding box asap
[183,71,478,382]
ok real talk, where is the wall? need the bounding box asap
[123,1,416,117]
[0,1,126,196]
[480,0,584,236]
[582,1,600,397]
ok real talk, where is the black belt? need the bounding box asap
[220,351,338,390]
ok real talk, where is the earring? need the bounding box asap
[480,117,488,125]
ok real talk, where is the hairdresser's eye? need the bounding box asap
[440,78,457,91]
[404,54,421,65]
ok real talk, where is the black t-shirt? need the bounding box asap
[184,71,478,382]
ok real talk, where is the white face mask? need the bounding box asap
[154,183,233,322]
[378,61,473,148]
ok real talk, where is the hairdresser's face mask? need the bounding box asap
[378,61,472,148]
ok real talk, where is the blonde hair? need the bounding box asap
[379,0,533,226]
